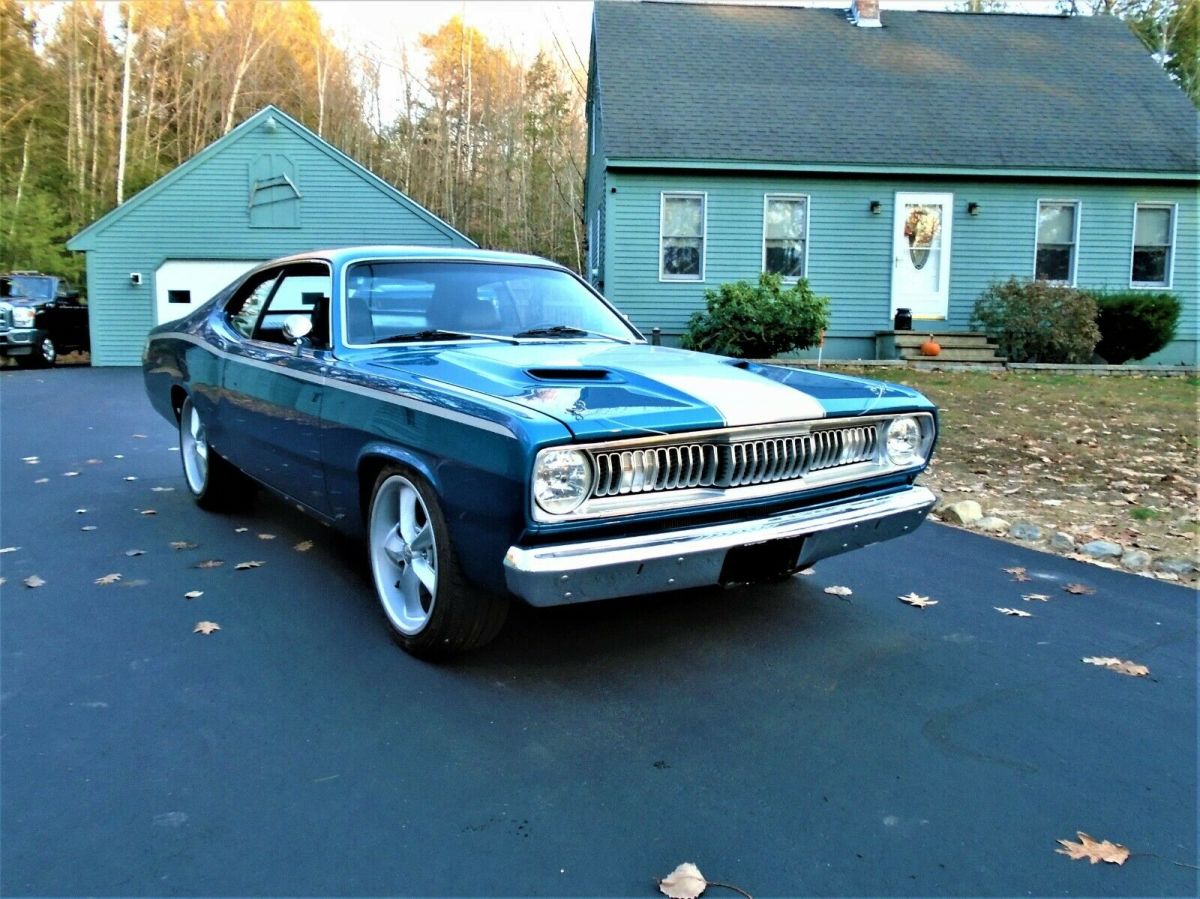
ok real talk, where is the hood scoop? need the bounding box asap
[525,367,613,382]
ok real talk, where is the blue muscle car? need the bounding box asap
[144,246,937,657]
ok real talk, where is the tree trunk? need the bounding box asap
[116,6,136,205]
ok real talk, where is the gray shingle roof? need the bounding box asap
[593,1,1199,174]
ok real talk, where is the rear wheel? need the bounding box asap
[367,467,508,658]
[179,395,246,510]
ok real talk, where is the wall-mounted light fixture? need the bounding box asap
[264,115,279,133]
[129,272,142,285]
[869,200,882,215]
[967,202,981,216]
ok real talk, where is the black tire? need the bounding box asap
[28,336,56,368]
[367,466,509,658]
[178,395,248,511]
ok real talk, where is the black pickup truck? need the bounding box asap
[0,272,90,367]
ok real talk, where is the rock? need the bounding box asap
[1120,550,1152,571]
[1050,532,1076,551]
[1009,522,1043,541]
[1153,558,1197,576]
[1081,540,1123,559]
[940,500,983,525]
[975,516,1010,534]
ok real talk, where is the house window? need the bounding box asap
[660,193,705,280]
[763,195,808,278]
[1131,203,1175,287]
[1035,201,1079,284]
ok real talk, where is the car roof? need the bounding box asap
[270,245,563,270]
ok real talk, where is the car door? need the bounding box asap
[48,280,89,350]
[219,261,332,513]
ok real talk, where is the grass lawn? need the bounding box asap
[836,367,1199,585]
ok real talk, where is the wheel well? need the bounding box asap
[170,386,187,422]
[357,455,393,526]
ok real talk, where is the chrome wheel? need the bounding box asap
[370,474,438,635]
[180,398,209,495]
[38,337,56,365]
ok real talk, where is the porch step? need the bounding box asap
[875,330,1007,364]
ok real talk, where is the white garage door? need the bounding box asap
[155,260,262,325]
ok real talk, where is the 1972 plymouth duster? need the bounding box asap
[144,246,937,657]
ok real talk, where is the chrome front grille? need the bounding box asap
[0,303,11,330]
[591,424,879,497]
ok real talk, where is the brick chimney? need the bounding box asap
[850,0,882,27]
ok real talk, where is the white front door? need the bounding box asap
[890,192,953,320]
[154,260,261,324]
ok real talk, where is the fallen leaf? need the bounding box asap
[86,458,102,464]
[124,549,146,557]
[94,573,122,585]
[63,471,80,477]
[795,567,815,576]
[293,540,314,552]
[24,575,45,588]
[0,547,19,554]
[1056,832,1130,865]
[170,541,198,551]
[1022,593,1051,602]
[184,591,204,600]
[132,433,147,439]
[257,533,276,541]
[193,620,220,634]
[898,592,938,608]
[80,525,98,532]
[1083,657,1150,677]
[1064,583,1095,595]
[75,508,88,514]
[34,478,49,484]
[658,863,707,899]
[234,527,249,533]
[0,577,5,586]
[235,561,265,570]
[22,456,39,463]
[823,585,853,597]
[150,486,174,492]
[140,509,157,516]
[995,607,1033,617]
[194,560,224,569]
[123,476,138,482]
[1003,566,1032,582]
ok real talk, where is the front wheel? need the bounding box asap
[21,336,57,368]
[368,467,509,658]
[179,395,247,510]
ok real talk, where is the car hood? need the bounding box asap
[361,343,932,440]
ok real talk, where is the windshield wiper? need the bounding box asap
[512,325,628,343]
[371,329,518,345]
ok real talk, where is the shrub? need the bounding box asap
[1093,290,1181,364]
[970,278,1099,363]
[681,273,830,358]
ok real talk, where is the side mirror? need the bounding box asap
[282,314,313,346]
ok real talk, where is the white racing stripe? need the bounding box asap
[651,368,826,425]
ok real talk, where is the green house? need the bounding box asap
[585,1,1199,364]
[68,106,474,366]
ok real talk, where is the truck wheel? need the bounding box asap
[367,466,509,658]
[29,336,57,368]
[179,395,247,511]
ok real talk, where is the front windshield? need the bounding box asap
[1,276,54,300]
[340,261,639,347]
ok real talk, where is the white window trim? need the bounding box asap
[659,191,707,282]
[1129,202,1177,289]
[761,193,811,280]
[1034,199,1081,287]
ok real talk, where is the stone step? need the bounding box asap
[891,334,999,350]
[898,346,1007,362]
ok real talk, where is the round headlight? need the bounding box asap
[885,416,923,466]
[534,449,593,515]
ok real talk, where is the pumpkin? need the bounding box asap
[920,336,941,357]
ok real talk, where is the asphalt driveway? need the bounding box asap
[2,367,1196,897]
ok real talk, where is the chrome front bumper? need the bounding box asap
[504,485,936,607]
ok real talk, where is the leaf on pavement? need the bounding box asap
[125,549,146,557]
[139,509,157,516]
[75,508,88,514]
[86,458,102,464]
[234,527,249,533]
[898,592,938,608]
[294,540,314,552]
[132,433,147,439]
[1082,657,1150,677]
[257,533,276,541]
[123,476,139,482]
[194,560,224,569]
[0,547,18,554]
[150,486,175,492]
[1003,566,1032,582]
[24,575,46,588]
[823,585,853,597]
[184,591,204,600]
[796,567,815,576]
[81,525,98,532]
[22,456,38,463]
[94,573,122,585]
[1055,832,1130,865]
[658,863,708,899]
[34,478,49,484]
[1022,593,1051,602]
[995,607,1032,617]
[1064,583,1095,595]
[235,561,265,570]
[170,541,198,551]
[63,471,80,477]
[193,621,220,635]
